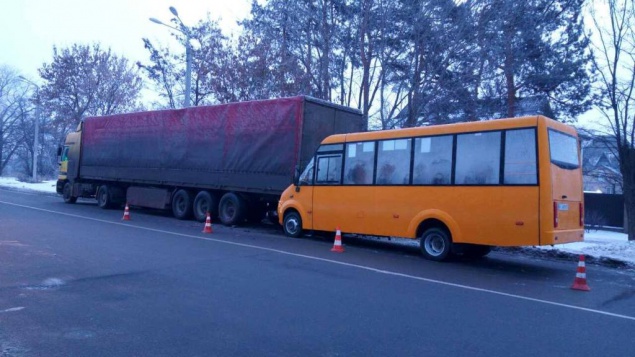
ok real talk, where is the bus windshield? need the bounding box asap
[549,129,579,169]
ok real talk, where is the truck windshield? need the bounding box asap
[549,129,579,170]
[61,146,70,161]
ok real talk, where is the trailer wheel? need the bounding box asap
[218,192,246,226]
[172,189,194,220]
[97,185,113,209]
[283,211,303,238]
[193,191,217,222]
[420,227,452,261]
[62,182,77,204]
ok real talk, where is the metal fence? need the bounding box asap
[584,193,624,230]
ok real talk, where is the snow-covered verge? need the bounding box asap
[1,176,633,267]
[0,177,58,194]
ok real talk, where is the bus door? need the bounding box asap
[311,151,346,232]
[313,141,377,235]
[548,129,584,231]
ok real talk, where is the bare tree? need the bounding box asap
[0,66,29,176]
[589,0,635,239]
[38,44,143,139]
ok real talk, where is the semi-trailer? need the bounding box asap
[56,96,364,224]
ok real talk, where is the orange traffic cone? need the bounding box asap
[571,254,590,291]
[331,227,344,253]
[202,211,213,233]
[122,203,131,221]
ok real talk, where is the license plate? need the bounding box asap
[558,203,569,211]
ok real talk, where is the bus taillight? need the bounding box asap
[553,202,559,228]
[579,202,584,227]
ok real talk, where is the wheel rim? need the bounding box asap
[285,216,299,235]
[425,233,445,257]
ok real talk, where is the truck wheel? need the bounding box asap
[193,191,217,222]
[218,192,246,226]
[420,227,452,261]
[63,182,77,204]
[283,211,303,238]
[172,189,194,220]
[97,185,113,209]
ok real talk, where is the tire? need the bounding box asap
[62,182,77,204]
[193,191,217,222]
[172,189,194,220]
[282,211,303,238]
[97,185,113,209]
[420,227,452,261]
[218,192,246,226]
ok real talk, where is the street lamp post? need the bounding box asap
[18,76,40,182]
[150,6,192,108]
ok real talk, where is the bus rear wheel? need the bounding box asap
[283,211,303,238]
[463,245,491,259]
[420,227,452,261]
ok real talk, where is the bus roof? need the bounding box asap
[322,115,576,144]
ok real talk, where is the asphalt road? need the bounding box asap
[0,188,634,356]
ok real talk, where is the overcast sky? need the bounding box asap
[0,0,608,129]
[0,0,251,80]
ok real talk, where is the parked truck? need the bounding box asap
[56,96,364,224]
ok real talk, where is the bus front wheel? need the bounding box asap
[420,227,452,261]
[283,212,303,238]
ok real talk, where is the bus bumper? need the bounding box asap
[542,229,584,245]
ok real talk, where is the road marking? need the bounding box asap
[2,199,635,322]
[0,307,25,313]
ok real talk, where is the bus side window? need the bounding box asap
[344,142,375,185]
[316,155,342,184]
[455,131,501,185]
[504,129,537,184]
[413,136,452,185]
[376,139,411,185]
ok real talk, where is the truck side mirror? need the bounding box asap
[57,146,62,157]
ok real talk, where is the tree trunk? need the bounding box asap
[621,147,635,240]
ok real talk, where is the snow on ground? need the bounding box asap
[0,177,57,193]
[1,176,633,266]
[535,230,635,266]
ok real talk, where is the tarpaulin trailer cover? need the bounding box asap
[79,96,364,195]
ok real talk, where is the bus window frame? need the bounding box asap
[314,126,541,188]
[315,153,344,185]
[503,127,539,186]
